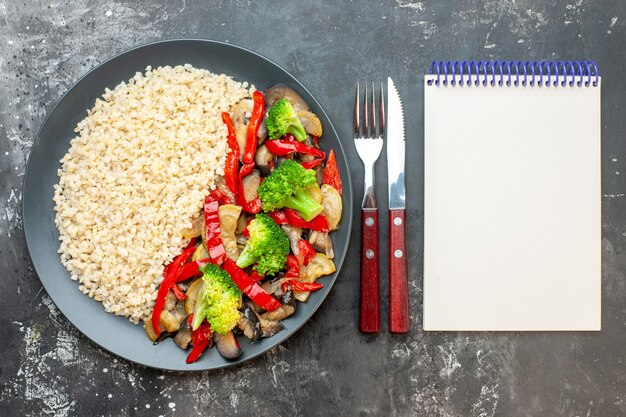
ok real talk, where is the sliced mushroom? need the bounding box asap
[254,144,274,176]
[265,84,309,111]
[281,224,303,259]
[259,318,284,338]
[308,231,334,259]
[257,120,267,144]
[261,277,289,296]
[261,304,296,321]
[218,204,243,261]
[232,99,253,157]
[173,317,193,349]
[297,110,323,137]
[241,170,261,203]
[295,253,336,302]
[214,331,242,360]
[321,184,342,231]
[215,176,236,203]
[237,307,262,342]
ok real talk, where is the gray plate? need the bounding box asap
[22,39,352,371]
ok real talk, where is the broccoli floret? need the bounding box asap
[192,263,241,334]
[257,160,324,221]
[236,213,290,276]
[265,98,307,142]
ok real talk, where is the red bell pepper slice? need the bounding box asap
[284,255,300,279]
[322,149,342,195]
[152,244,196,336]
[237,162,262,214]
[297,240,316,265]
[242,91,265,164]
[301,159,324,169]
[268,210,288,225]
[221,112,240,195]
[177,257,210,282]
[204,194,227,265]
[222,258,281,312]
[284,208,330,232]
[281,280,324,293]
[171,283,187,301]
[186,315,212,364]
[250,270,263,282]
[264,137,326,159]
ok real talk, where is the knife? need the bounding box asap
[387,77,409,333]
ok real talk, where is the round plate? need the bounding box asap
[22,39,352,371]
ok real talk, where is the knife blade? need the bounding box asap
[386,77,409,333]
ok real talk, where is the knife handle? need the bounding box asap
[389,209,409,333]
[360,208,380,333]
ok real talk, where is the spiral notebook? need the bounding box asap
[423,61,601,331]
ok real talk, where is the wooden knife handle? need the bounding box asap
[360,208,380,333]
[389,209,409,333]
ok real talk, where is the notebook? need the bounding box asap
[423,60,601,331]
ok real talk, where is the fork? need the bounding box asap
[354,81,384,333]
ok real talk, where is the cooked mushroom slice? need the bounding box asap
[297,110,323,137]
[231,99,254,155]
[174,317,193,349]
[214,331,242,360]
[281,289,296,306]
[159,310,183,333]
[241,169,261,203]
[321,184,342,231]
[259,318,284,338]
[254,144,274,176]
[237,307,262,342]
[184,278,204,315]
[218,204,243,261]
[215,175,236,203]
[261,303,296,321]
[257,120,267,144]
[261,277,289,296]
[265,84,309,111]
[308,231,334,259]
[281,224,303,259]
[295,253,336,302]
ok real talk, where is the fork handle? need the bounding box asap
[360,208,380,333]
[389,209,409,333]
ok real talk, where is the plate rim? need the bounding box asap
[22,38,353,371]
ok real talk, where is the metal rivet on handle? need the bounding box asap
[365,217,374,226]
[366,249,375,259]
[394,217,402,226]
[394,250,403,258]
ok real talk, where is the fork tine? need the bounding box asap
[363,82,369,137]
[379,81,385,137]
[354,82,360,137]
[370,82,376,137]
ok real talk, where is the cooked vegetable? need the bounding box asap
[237,306,262,341]
[308,231,334,259]
[322,149,342,195]
[254,144,274,176]
[186,318,213,364]
[192,263,242,334]
[296,110,323,137]
[184,278,204,315]
[295,253,336,302]
[236,213,290,275]
[222,112,240,195]
[237,163,263,214]
[264,137,325,160]
[242,91,265,164]
[241,170,261,203]
[257,160,323,221]
[182,214,204,239]
[174,318,193,349]
[223,258,281,312]
[261,303,295,321]
[265,99,307,142]
[297,239,316,265]
[320,184,342,231]
[284,208,329,232]
[214,331,242,359]
[265,84,309,112]
[191,244,209,262]
[218,204,242,261]
[204,192,227,265]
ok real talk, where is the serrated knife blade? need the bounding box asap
[386,77,409,333]
[387,78,406,209]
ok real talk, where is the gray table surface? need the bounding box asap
[1,1,625,416]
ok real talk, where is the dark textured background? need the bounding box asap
[1,1,625,416]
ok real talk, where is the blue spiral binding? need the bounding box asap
[427,60,599,88]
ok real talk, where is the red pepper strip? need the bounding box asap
[221,112,240,195]
[297,240,316,265]
[250,271,263,282]
[171,283,187,301]
[177,257,210,282]
[301,159,324,169]
[242,91,265,164]
[264,138,326,159]
[242,218,253,239]
[204,194,227,265]
[186,315,212,364]
[281,280,324,293]
[322,149,343,195]
[284,255,300,279]
[268,210,288,225]
[222,258,281,312]
[284,208,330,232]
[152,245,197,336]
[237,162,262,214]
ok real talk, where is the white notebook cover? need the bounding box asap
[423,75,601,331]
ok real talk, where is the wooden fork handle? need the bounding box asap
[389,209,409,333]
[360,208,380,333]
